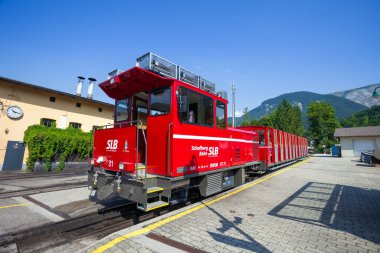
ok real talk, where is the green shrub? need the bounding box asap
[24,125,92,171]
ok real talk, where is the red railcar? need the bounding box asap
[88,53,307,211]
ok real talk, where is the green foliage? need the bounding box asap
[241,107,250,126]
[340,105,380,127]
[307,101,340,152]
[247,99,305,136]
[24,125,92,171]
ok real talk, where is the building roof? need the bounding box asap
[0,76,114,108]
[334,126,380,137]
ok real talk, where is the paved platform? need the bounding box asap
[79,157,380,253]
[0,174,121,237]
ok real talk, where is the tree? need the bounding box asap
[241,107,250,126]
[269,99,304,136]
[340,105,380,127]
[272,100,292,132]
[307,101,340,152]
[248,99,305,136]
[291,105,304,136]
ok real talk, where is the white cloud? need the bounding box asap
[235,111,243,117]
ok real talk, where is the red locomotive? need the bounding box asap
[88,53,308,211]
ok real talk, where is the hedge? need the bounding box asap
[24,125,92,171]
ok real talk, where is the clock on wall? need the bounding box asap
[6,105,23,119]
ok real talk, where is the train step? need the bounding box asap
[137,200,169,212]
[146,187,164,194]
[136,163,146,170]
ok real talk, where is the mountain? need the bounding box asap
[232,91,367,126]
[331,83,380,108]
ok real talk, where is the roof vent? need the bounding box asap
[76,76,85,96]
[87,78,96,99]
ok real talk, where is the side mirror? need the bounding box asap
[178,95,188,113]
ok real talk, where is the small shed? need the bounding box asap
[334,126,380,157]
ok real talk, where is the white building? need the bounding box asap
[334,126,380,157]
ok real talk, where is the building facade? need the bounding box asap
[334,126,380,157]
[0,76,114,171]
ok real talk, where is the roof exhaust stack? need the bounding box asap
[76,76,85,96]
[87,77,96,99]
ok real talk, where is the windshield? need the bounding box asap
[115,98,129,122]
[150,87,171,116]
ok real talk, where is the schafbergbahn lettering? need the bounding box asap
[88,53,308,212]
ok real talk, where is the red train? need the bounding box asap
[88,53,308,211]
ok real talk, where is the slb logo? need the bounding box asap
[106,140,118,150]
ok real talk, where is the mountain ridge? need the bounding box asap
[232,90,368,126]
[330,83,380,108]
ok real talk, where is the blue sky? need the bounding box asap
[1,0,379,116]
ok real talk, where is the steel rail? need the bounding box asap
[0,171,86,181]
[0,182,87,199]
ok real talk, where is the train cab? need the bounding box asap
[88,53,260,211]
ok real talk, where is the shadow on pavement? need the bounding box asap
[204,204,270,253]
[268,182,380,244]
[355,163,375,168]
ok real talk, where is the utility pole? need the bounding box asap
[232,82,236,127]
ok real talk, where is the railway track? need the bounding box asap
[0,170,86,181]
[0,162,302,252]
[0,182,87,199]
[0,201,178,253]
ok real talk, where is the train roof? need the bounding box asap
[99,66,228,103]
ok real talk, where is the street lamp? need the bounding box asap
[372,86,380,98]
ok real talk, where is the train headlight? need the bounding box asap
[119,163,125,170]
[90,159,95,165]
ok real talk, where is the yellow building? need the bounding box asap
[0,76,114,171]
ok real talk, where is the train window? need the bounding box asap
[177,86,214,127]
[150,87,171,116]
[216,101,226,129]
[116,98,129,122]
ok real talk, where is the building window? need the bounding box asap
[76,103,81,108]
[69,122,82,129]
[41,118,56,127]
[98,107,103,112]
[49,97,56,102]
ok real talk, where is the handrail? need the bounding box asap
[167,122,173,177]
[93,120,145,130]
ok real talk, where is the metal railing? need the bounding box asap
[136,52,217,94]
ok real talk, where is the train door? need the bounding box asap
[266,129,272,165]
[274,130,278,163]
[146,86,172,176]
[132,92,148,164]
[284,133,288,161]
[279,131,284,162]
